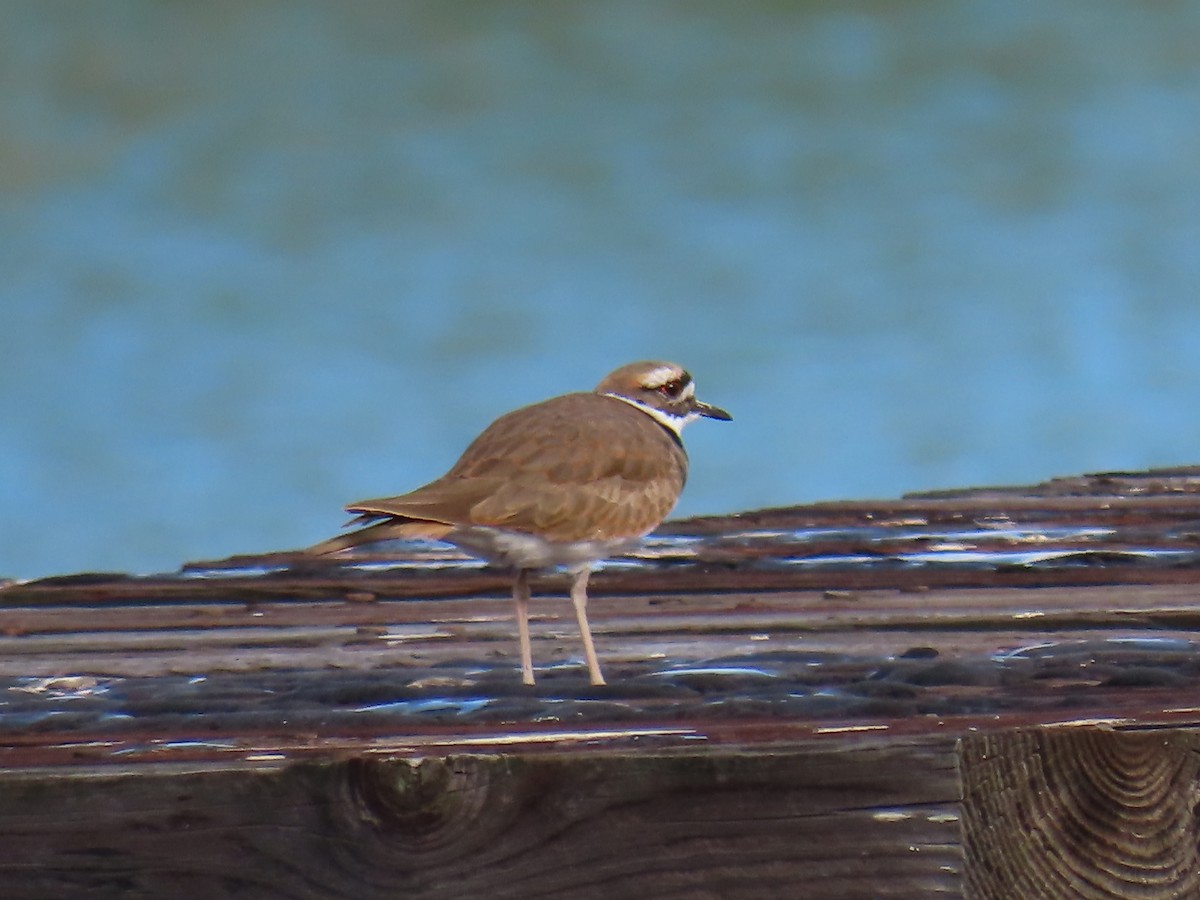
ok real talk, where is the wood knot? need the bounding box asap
[338,756,512,859]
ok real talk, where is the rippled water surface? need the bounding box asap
[4,3,1200,578]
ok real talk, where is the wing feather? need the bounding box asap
[336,393,689,545]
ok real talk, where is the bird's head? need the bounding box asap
[595,360,732,435]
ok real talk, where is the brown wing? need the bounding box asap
[344,393,688,543]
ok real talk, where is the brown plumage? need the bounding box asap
[310,360,731,685]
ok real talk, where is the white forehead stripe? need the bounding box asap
[641,365,683,389]
[602,393,697,436]
[681,381,696,400]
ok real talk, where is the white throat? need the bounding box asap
[602,393,696,437]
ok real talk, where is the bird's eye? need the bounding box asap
[658,379,682,396]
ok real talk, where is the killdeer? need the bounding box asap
[310,360,731,686]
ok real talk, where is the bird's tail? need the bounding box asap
[307,517,454,555]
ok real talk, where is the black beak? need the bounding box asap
[694,400,732,421]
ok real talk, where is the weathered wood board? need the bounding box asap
[4,468,1200,897]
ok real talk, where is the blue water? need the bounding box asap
[4,3,1200,579]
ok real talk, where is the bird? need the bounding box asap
[309,360,731,686]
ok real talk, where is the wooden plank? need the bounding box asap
[2,580,1200,758]
[0,740,962,900]
[1,467,1200,895]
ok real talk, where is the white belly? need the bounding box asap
[445,525,636,573]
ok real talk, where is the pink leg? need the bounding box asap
[570,569,606,686]
[513,569,535,685]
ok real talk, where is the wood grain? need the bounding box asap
[961,729,1200,899]
[0,742,961,899]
